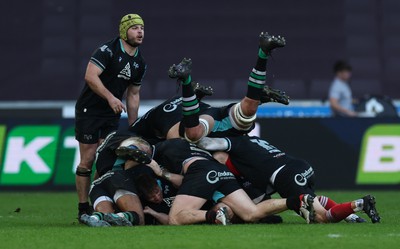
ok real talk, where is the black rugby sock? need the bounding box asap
[246,49,267,100]
[205,210,217,224]
[286,196,301,213]
[78,202,91,215]
[181,75,200,128]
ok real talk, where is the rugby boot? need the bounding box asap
[115,145,152,164]
[260,85,290,105]
[192,81,213,100]
[104,213,133,226]
[362,195,380,223]
[299,194,316,224]
[345,214,366,223]
[215,207,230,225]
[259,32,286,54]
[168,58,192,82]
[79,214,111,227]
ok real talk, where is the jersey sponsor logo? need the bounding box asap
[100,45,113,57]
[357,124,400,184]
[206,170,235,184]
[118,62,131,80]
[294,166,314,186]
[250,138,282,154]
[163,97,182,113]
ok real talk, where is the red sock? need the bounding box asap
[318,196,338,209]
[326,202,354,222]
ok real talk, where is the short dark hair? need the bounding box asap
[136,174,158,199]
[333,60,352,73]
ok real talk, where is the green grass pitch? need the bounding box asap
[0,191,399,249]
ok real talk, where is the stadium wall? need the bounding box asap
[1,0,400,100]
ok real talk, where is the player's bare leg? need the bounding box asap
[114,192,144,225]
[76,142,98,219]
[168,195,208,225]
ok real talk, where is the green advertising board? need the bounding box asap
[356,124,400,184]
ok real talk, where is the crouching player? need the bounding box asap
[80,134,153,227]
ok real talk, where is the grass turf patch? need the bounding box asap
[0,191,399,249]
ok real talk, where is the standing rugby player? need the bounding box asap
[75,14,147,220]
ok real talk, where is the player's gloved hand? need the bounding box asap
[108,96,126,114]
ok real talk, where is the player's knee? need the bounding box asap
[230,103,256,131]
[184,119,209,143]
[75,166,92,177]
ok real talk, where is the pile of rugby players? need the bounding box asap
[80,32,380,227]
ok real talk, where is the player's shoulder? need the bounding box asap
[94,37,119,57]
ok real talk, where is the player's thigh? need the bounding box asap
[95,199,115,213]
[169,194,207,217]
[115,192,143,212]
[220,189,258,218]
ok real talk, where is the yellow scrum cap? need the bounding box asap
[119,14,144,40]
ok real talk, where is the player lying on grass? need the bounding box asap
[146,137,314,225]
[129,33,288,143]
[80,135,154,227]
[167,32,287,143]
[136,159,283,225]
[197,135,381,223]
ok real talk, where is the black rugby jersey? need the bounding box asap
[225,136,290,191]
[76,37,146,117]
[153,138,215,174]
[95,130,138,176]
[130,96,211,142]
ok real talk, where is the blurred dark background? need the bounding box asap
[0,0,399,101]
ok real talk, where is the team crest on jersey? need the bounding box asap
[118,62,131,80]
[133,62,139,69]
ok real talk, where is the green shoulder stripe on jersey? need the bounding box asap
[119,39,126,54]
[90,58,105,70]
